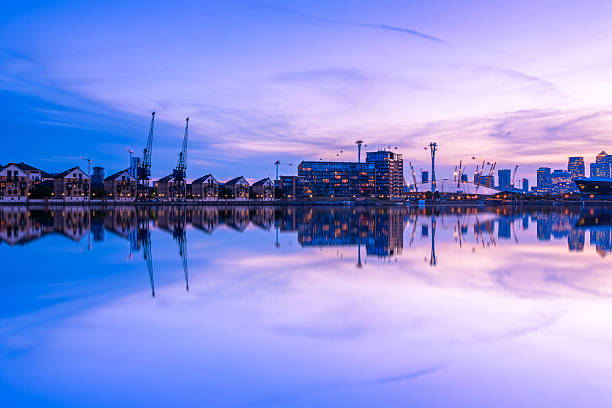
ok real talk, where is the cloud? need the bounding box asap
[252,2,448,43]
[273,68,369,83]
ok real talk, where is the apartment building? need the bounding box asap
[53,166,91,201]
[0,162,52,202]
[191,174,219,200]
[250,178,275,200]
[104,169,137,201]
[222,177,249,200]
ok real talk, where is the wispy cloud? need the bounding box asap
[251,2,448,44]
[273,68,369,83]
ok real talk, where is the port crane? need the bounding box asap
[172,118,189,199]
[137,112,156,190]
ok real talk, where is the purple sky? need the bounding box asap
[1,0,612,182]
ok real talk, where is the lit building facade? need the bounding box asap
[104,169,137,201]
[551,169,573,194]
[568,156,585,179]
[298,161,375,198]
[366,151,404,198]
[53,166,91,201]
[535,167,552,194]
[497,169,511,191]
[280,176,305,199]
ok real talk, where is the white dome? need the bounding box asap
[412,179,498,195]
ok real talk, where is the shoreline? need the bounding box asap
[0,199,610,207]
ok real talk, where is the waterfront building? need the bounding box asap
[222,177,249,200]
[298,161,375,198]
[568,157,585,179]
[366,150,404,198]
[421,170,429,183]
[536,167,552,194]
[551,169,574,195]
[522,178,529,193]
[52,166,90,201]
[191,174,219,200]
[590,151,611,178]
[280,176,305,199]
[250,178,275,200]
[156,174,186,201]
[0,164,30,201]
[104,169,137,201]
[498,169,511,191]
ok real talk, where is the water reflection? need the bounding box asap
[2,206,611,257]
[2,205,612,407]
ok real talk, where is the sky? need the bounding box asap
[1,0,612,183]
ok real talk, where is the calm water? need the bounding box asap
[1,205,611,407]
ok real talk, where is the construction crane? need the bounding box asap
[512,165,519,190]
[456,160,463,188]
[138,112,155,185]
[486,162,496,188]
[173,117,189,181]
[409,161,418,192]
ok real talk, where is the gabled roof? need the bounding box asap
[225,176,248,186]
[54,166,88,179]
[157,174,175,183]
[0,162,52,177]
[252,177,273,186]
[105,169,135,181]
[192,174,218,184]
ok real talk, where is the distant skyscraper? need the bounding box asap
[551,169,573,194]
[591,150,611,178]
[421,170,429,183]
[522,178,529,193]
[498,169,511,191]
[536,167,552,194]
[567,156,585,179]
[92,166,105,187]
[129,156,139,179]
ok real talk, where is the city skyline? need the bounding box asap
[3,1,612,183]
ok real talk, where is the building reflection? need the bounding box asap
[2,205,611,295]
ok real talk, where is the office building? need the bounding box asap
[298,161,375,198]
[536,167,552,194]
[498,169,512,191]
[522,178,529,193]
[591,151,611,178]
[568,157,585,179]
[366,150,404,198]
[280,176,305,199]
[421,170,429,183]
[551,169,573,194]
